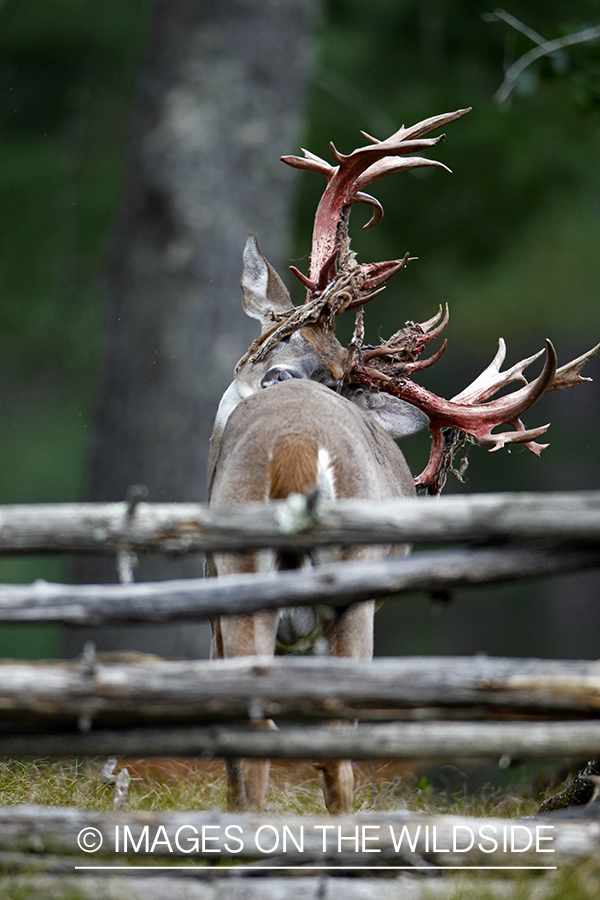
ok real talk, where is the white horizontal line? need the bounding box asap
[75,865,558,871]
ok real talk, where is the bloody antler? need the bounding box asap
[241,110,469,367]
[282,109,471,300]
[351,329,600,494]
[268,108,599,494]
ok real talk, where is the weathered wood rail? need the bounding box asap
[0,805,592,864]
[1,873,530,900]
[3,718,600,760]
[2,805,595,898]
[0,649,598,764]
[2,655,600,723]
[1,543,600,624]
[2,655,600,759]
[1,490,600,554]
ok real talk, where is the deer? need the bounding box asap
[206,108,599,813]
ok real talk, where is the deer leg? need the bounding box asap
[212,610,278,811]
[314,730,355,815]
[224,759,248,810]
[225,727,274,811]
[316,599,375,814]
[211,622,251,809]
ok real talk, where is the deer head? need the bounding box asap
[208,233,429,494]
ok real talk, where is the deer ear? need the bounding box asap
[352,388,430,439]
[241,234,293,329]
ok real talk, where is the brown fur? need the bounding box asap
[268,434,319,499]
[301,325,348,382]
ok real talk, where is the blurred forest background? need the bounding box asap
[1,0,599,660]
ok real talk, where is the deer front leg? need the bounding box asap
[211,611,278,810]
[316,599,375,814]
[224,726,276,811]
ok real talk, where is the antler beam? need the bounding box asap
[282,109,471,300]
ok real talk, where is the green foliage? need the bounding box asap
[0,0,152,377]
[0,0,153,622]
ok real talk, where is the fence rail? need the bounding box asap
[1,490,600,554]
[0,805,596,864]
[1,655,600,724]
[3,719,600,761]
[2,543,600,625]
[2,805,598,899]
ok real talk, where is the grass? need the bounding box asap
[0,756,552,815]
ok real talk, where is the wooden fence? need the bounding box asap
[1,490,600,897]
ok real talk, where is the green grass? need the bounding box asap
[0,757,547,816]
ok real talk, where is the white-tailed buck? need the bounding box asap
[207,108,599,812]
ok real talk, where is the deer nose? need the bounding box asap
[260,366,301,389]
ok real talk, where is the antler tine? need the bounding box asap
[391,108,472,142]
[280,148,334,178]
[349,254,414,300]
[452,338,545,405]
[419,304,448,334]
[487,423,551,454]
[361,109,471,145]
[328,134,447,166]
[450,337,600,407]
[281,108,471,299]
[548,339,600,391]
[367,339,557,433]
[356,158,452,229]
[358,303,449,368]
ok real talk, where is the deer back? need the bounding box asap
[208,378,415,510]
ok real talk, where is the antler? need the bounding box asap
[282,109,471,301]
[258,108,599,494]
[245,108,468,367]
[350,331,600,494]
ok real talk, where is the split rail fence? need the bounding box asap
[1,490,600,897]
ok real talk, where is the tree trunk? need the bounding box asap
[69,0,320,658]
